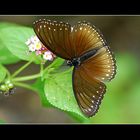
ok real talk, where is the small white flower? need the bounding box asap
[43,51,53,61]
[35,42,42,50]
[31,36,40,44]
[26,35,42,51]
[28,44,36,52]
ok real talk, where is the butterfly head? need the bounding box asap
[67,58,81,68]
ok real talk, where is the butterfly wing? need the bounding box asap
[73,46,116,117]
[33,20,107,59]
[33,19,73,60]
[82,47,116,82]
[71,21,107,57]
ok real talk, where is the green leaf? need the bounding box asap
[0,64,7,83]
[43,57,65,79]
[0,24,42,64]
[44,69,87,120]
[48,57,65,69]
[0,40,20,64]
[0,22,20,64]
[32,78,52,107]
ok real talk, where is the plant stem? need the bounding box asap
[14,82,37,92]
[5,68,11,79]
[12,60,33,78]
[43,65,50,74]
[40,63,44,78]
[12,73,41,82]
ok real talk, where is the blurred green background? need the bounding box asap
[0,16,140,124]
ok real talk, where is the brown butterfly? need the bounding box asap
[33,19,116,117]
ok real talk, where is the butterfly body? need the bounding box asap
[67,58,81,67]
[33,19,116,117]
[67,47,99,68]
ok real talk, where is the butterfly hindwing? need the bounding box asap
[72,45,116,117]
[82,46,116,82]
[73,66,106,117]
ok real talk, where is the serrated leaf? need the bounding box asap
[0,64,7,83]
[0,22,20,64]
[0,25,42,64]
[44,69,87,120]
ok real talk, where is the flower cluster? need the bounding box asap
[25,36,56,61]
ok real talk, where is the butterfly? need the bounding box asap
[33,19,116,117]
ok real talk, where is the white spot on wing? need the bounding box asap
[106,74,109,77]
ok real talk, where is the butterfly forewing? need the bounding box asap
[33,19,73,59]
[71,21,107,57]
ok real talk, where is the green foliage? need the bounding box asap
[0,64,7,83]
[0,22,20,64]
[0,23,42,64]
[32,58,87,121]
[43,57,65,79]
[31,78,52,107]
[44,69,87,120]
